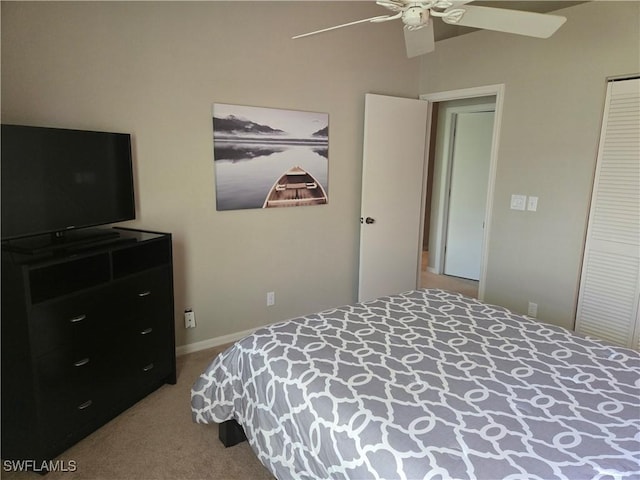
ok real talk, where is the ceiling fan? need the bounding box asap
[292,1,567,58]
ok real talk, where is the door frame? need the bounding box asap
[420,84,505,300]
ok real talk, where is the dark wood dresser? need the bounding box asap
[1,228,176,465]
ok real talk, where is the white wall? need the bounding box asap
[419,1,640,329]
[1,2,421,348]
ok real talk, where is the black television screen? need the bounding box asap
[1,124,135,242]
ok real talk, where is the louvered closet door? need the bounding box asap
[576,77,640,349]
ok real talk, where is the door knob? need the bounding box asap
[365,217,375,224]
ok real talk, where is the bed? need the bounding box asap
[191,289,640,479]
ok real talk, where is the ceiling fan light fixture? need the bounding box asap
[403,5,430,28]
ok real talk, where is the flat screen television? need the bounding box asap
[1,124,135,252]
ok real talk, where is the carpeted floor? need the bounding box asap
[1,346,274,480]
[420,251,479,298]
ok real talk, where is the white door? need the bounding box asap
[443,110,494,280]
[575,77,640,349]
[358,94,429,302]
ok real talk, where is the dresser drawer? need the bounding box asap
[40,391,108,450]
[35,347,105,401]
[130,318,171,353]
[115,265,171,305]
[29,290,112,355]
[127,350,173,395]
[115,267,173,330]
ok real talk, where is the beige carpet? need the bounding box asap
[1,346,273,480]
[420,251,479,299]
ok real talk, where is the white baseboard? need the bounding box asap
[175,326,258,357]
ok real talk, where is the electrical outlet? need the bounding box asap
[267,291,275,307]
[184,309,196,328]
[527,302,538,318]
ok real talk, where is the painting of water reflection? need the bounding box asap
[212,103,329,211]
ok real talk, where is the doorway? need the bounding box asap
[443,109,494,280]
[420,85,504,300]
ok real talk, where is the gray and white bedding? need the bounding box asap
[191,289,640,479]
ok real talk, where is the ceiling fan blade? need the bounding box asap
[292,15,393,40]
[444,0,474,6]
[444,5,566,38]
[404,23,435,58]
[376,0,405,13]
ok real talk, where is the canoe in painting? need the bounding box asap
[263,166,328,208]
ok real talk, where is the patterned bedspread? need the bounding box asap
[191,289,640,480]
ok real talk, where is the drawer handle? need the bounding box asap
[77,400,93,410]
[142,363,154,372]
[138,291,152,297]
[73,357,90,367]
[141,327,153,335]
[70,314,87,323]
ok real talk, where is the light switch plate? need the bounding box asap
[510,194,527,211]
[267,291,275,306]
[527,196,538,211]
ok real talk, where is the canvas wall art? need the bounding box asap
[212,103,329,211]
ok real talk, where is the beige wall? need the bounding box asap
[419,1,640,329]
[4,1,638,345]
[1,1,420,348]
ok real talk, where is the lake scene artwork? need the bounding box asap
[212,103,329,211]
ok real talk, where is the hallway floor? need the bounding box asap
[420,251,479,299]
